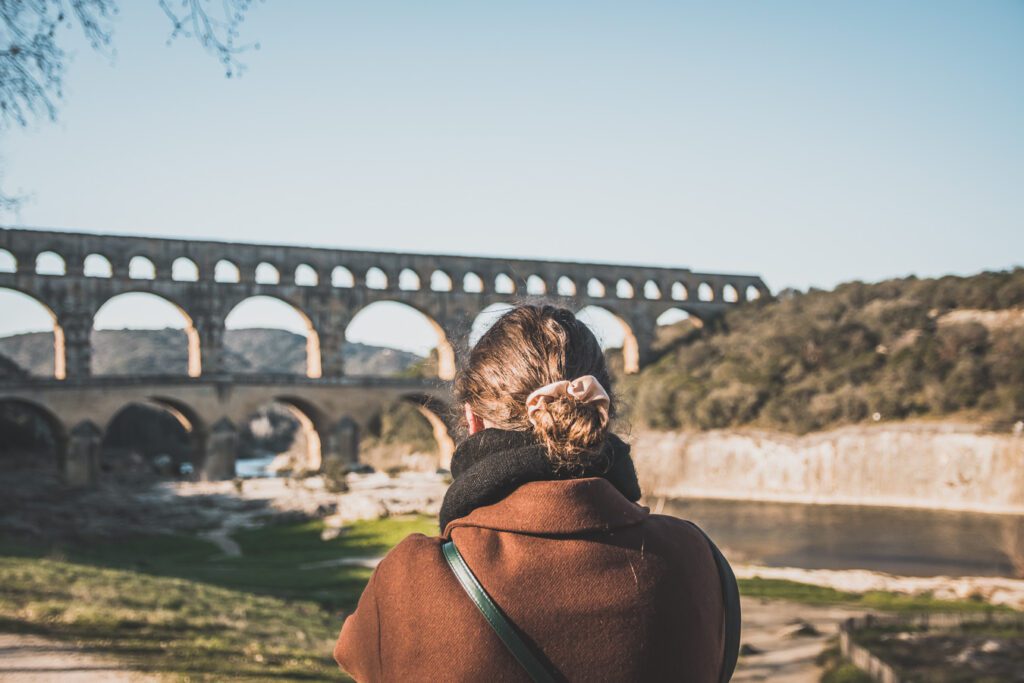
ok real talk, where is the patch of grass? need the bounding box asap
[816,643,874,683]
[821,661,875,683]
[739,577,1016,613]
[0,555,342,681]
[0,516,437,681]
[1,515,437,613]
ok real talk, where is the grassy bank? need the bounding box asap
[0,515,1013,681]
[0,516,436,681]
[738,577,1014,613]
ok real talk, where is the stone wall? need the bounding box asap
[631,422,1024,514]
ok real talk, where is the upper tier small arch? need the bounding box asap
[255,262,280,285]
[295,264,319,287]
[172,257,199,282]
[84,254,113,278]
[332,266,354,288]
[398,268,421,291]
[215,260,241,283]
[463,272,484,293]
[0,249,16,273]
[128,256,156,280]
[36,251,65,276]
[430,270,453,292]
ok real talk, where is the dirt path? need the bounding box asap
[0,634,157,682]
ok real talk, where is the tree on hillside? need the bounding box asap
[0,0,263,210]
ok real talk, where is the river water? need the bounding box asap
[660,497,1024,578]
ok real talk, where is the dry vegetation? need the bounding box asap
[622,268,1024,434]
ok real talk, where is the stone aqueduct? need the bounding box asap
[0,226,768,484]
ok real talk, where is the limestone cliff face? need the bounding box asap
[630,422,1024,514]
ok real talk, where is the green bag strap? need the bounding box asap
[442,540,558,683]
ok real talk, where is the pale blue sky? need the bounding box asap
[2,1,1022,353]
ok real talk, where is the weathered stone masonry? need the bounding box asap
[0,226,769,483]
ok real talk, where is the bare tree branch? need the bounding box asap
[157,0,262,78]
[0,0,262,210]
[0,1,116,129]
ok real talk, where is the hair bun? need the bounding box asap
[529,395,608,469]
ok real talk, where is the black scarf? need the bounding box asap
[439,428,642,532]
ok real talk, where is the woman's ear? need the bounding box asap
[464,402,485,435]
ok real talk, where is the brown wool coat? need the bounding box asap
[334,478,726,682]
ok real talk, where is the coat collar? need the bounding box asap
[439,427,643,532]
[443,477,649,538]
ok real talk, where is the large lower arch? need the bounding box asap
[93,292,201,377]
[0,287,65,379]
[576,305,642,374]
[0,398,68,473]
[101,397,205,477]
[224,296,322,378]
[401,394,456,470]
[346,301,457,381]
[268,395,326,473]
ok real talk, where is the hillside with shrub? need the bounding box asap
[622,268,1024,434]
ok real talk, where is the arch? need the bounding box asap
[745,285,762,302]
[463,272,484,293]
[615,279,634,299]
[0,398,68,473]
[400,394,456,470]
[214,259,241,283]
[275,397,323,473]
[224,295,321,378]
[577,305,641,373]
[657,307,704,329]
[36,251,66,276]
[430,270,453,292]
[346,301,456,380]
[526,275,547,295]
[556,276,577,297]
[398,268,421,291]
[331,266,354,288]
[255,262,280,285]
[0,287,65,379]
[671,282,688,301]
[723,284,739,303]
[240,397,324,474]
[84,253,113,278]
[494,273,516,294]
[643,280,662,300]
[586,278,606,298]
[698,282,715,302]
[366,267,388,290]
[469,302,514,347]
[102,398,202,476]
[0,249,16,273]
[128,256,156,280]
[171,257,199,282]
[295,264,319,287]
[93,292,201,377]
[361,396,451,472]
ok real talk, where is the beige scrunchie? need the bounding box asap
[525,375,610,428]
